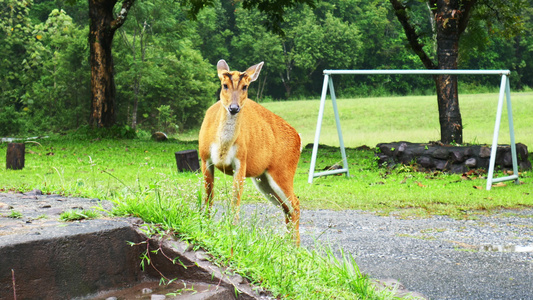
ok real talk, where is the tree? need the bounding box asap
[0,0,36,135]
[389,0,525,144]
[29,8,90,131]
[82,0,313,129]
[87,0,134,128]
[114,0,217,132]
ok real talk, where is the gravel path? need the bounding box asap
[300,209,533,300]
[2,191,532,299]
[244,204,533,299]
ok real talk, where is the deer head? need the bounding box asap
[217,59,264,115]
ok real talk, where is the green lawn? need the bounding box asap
[262,92,533,148]
[2,93,533,216]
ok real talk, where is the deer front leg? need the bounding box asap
[231,161,246,223]
[202,159,215,211]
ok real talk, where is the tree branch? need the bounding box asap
[458,0,477,35]
[111,0,136,31]
[389,0,436,69]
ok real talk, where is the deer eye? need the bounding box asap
[223,84,228,90]
[242,85,248,91]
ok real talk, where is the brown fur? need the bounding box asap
[198,60,301,244]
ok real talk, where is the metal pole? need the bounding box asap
[324,70,511,76]
[486,75,507,190]
[308,75,330,183]
[505,78,520,184]
[328,76,350,178]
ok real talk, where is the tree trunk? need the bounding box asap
[88,0,135,128]
[434,0,463,144]
[390,0,475,145]
[175,150,200,172]
[6,143,25,170]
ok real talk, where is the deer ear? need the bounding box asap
[245,62,264,82]
[217,59,230,79]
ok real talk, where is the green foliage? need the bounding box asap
[0,106,27,136]
[0,1,89,135]
[26,8,90,132]
[1,0,533,137]
[0,0,35,117]
[114,0,217,132]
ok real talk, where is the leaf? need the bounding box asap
[36,34,42,40]
[415,181,426,187]
[492,182,507,188]
[473,186,483,190]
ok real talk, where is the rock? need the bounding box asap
[374,142,530,173]
[434,160,448,171]
[503,151,514,167]
[397,142,407,153]
[516,143,528,160]
[520,160,532,171]
[465,158,477,168]
[142,288,153,294]
[464,147,473,156]
[151,132,168,142]
[377,144,394,157]
[0,202,12,210]
[151,295,166,300]
[450,164,467,174]
[230,274,244,285]
[417,156,433,168]
[196,250,209,261]
[479,146,491,158]
[432,148,449,159]
[24,189,43,196]
[450,150,465,163]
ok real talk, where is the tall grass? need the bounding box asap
[109,184,394,299]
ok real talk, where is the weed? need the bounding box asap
[59,209,100,221]
[8,210,23,219]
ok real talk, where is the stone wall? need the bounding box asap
[375,142,531,173]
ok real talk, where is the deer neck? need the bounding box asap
[216,109,242,158]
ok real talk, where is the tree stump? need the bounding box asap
[175,150,200,172]
[6,143,25,170]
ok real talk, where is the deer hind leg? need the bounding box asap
[202,159,215,210]
[252,171,300,245]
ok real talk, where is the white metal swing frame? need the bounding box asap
[308,69,519,191]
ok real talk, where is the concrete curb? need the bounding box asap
[0,191,269,300]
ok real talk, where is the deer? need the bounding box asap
[198,59,302,244]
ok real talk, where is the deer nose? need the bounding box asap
[228,104,240,115]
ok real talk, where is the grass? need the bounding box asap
[261,92,533,148]
[59,209,101,221]
[1,92,532,299]
[8,210,23,219]
[114,190,391,299]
